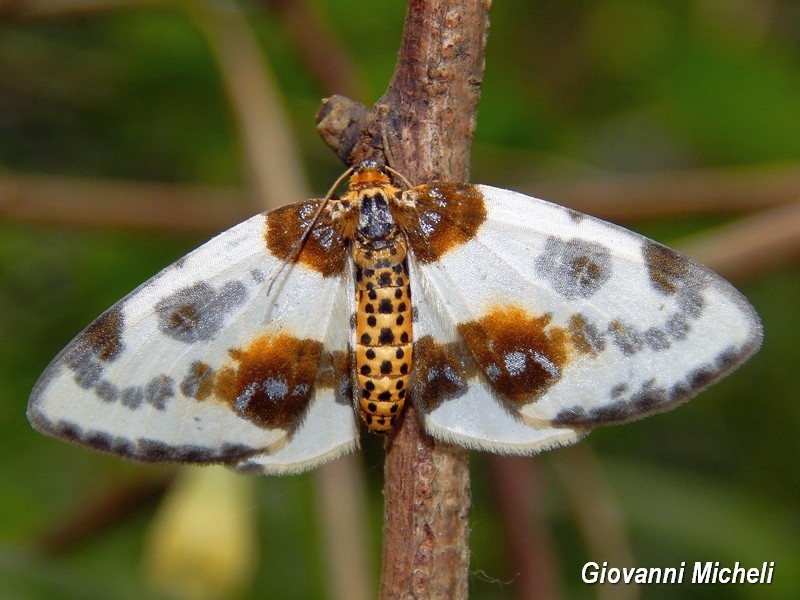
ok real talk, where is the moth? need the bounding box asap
[28,161,762,474]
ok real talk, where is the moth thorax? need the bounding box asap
[352,234,413,434]
[357,193,397,242]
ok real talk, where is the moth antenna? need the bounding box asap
[385,166,413,190]
[324,165,357,199]
[377,121,412,190]
[380,122,396,169]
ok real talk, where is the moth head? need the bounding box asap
[349,161,391,191]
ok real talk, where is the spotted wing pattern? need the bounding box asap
[28,203,359,475]
[27,164,763,474]
[402,183,762,449]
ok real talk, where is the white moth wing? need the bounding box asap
[409,261,585,453]
[236,264,359,475]
[404,183,761,440]
[28,203,359,473]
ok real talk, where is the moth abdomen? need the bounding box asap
[352,227,413,434]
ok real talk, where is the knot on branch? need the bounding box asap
[316,95,376,165]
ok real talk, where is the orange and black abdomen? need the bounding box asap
[353,240,413,433]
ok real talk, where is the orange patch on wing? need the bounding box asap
[264,200,348,277]
[457,306,571,406]
[215,333,323,430]
[395,183,487,264]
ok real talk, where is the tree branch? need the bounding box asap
[316,1,491,597]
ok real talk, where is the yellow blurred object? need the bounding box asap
[142,466,257,600]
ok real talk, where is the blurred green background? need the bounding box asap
[1,1,798,599]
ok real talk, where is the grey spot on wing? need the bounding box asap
[156,280,248,343]
[54,420,82,441]
[631,379,668,411]
[610,383,628,399]
[532,351,561,378]
[715,346,746,372]
[95,380,119,403]
[67,351,104,389]
[145,376,176,410]
[61,306,126,388]
[292,383,311,397]
[180,361,216,400]
[121,386,144,409]
[687,365,715,389]
[336,376,351,405]
[553,342,757,428]
[306,204,341,252]
[139,440,211,462]
[219,443,258,458]
[263,378,290,401]
[424,362,468,399]
[609,307,697,356]
[583,403,631,423]
[678,288,705,318]
[51,421,136,455]
[643,327,671,351]
[83,430,137,456]
[536,236,612,299]
[137,439,254,463]
[235,377,289,415]
[48,420,258,464]
[551,405,587,425]
[665,314,690,341]
[553,379,668,426]
[27,306,128,413]
[504,351,527,376]
[566,208,585,222]
[608,321,645,356]
[234,383,257,412]
[569,314,606,355]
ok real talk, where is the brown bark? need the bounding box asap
[318,0,490,183]
[316,1,491,598]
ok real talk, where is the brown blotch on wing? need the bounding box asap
[215,333,323,430]
[83,307,124,362]
[413,336,472,412]
[457,306,571,406]
[643,240,694,295]
[395,183,488,264]
[264,200,348,277]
